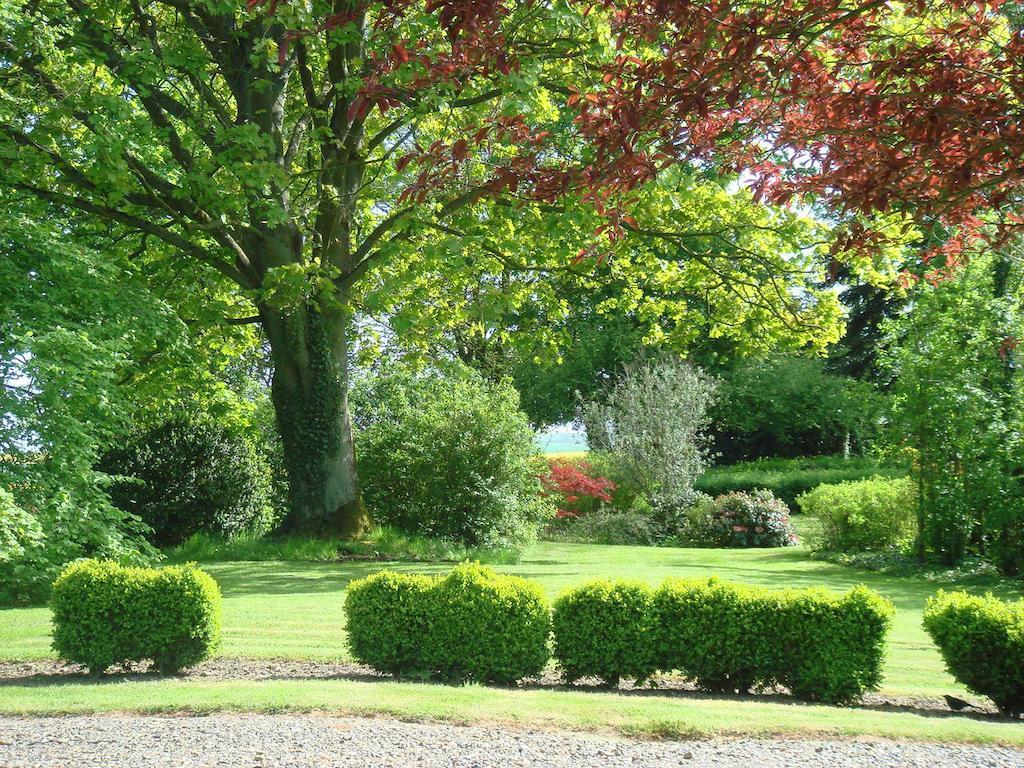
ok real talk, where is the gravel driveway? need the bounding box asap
[1,714,1021,768]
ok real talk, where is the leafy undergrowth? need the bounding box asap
[164,527,521,566]
[816,550,1018,588]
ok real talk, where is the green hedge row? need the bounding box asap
[695,456,905,508]
[51,559,221,675]
[345,562,550,684]
[347,566,894,703]
[924,590,1024,717]
[553,577,894,704]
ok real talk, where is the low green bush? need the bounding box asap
[654,578,893,703]
[695,456,904,508]
[353,367,552,548]
[552,580,657,685]
[426,562,550,684]
[546,510,658,546]
[798,476,916,554]
[345,570,437,675]
[686,490,797,548]
[923,591,1024,717]
[50,559,221,675]
[346,563,550,684]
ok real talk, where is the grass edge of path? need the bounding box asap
[1,677,1022,747]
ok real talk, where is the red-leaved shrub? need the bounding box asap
[541,459,616,518]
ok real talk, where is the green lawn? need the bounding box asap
[2,540,1022,743]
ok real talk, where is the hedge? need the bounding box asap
[345,562,550,684]
[347,565,894,703]
[923,591,1024,717]
[50,559,221,675]
[552,580,657,685]
[651,578,892,703]
[695,456,905,508]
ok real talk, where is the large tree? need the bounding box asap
[2,0,1020,534]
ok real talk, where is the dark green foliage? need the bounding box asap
[352,367,552,547]
[552,580,657,685]
[50,559,221,675]
[687,490,798,548]
[425,562,551,684]
[923,591,1024,717]
[346,563,550,684]
[711,356,884,462]
[654,578,893,703]
[695,455,904,508]
[344,570,437,675]
[99,413,275,547]
[798,477,916,553]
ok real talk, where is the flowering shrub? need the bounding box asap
[541,458,616,519]
[688,490,798,548]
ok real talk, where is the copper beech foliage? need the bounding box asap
[255,0,1023,276]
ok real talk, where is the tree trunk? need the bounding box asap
[260,299,369,536]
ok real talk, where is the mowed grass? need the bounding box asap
[2,538,1022,743]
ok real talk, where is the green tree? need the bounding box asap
[884,250,1024,570]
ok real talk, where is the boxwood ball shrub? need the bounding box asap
[352,367,552,548]
[654,578,893,703]
[923,591,1024,717]
[688,490,798,548]
[50,559,221,675]
[552,580,657,685]
[425,563,550,684]
[797,476,916,554]
[345,570,437,675]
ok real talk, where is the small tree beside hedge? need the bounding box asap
[345,563,550,684]
[923,591,1024,717]
[552,580,657,685]
[51,559,221,675]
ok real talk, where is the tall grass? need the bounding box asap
[164,526,521,565]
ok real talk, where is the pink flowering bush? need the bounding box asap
[688,490,798,548]
[540,458,617,519]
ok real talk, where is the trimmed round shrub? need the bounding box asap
[99,414,275,547]
[797,476,915,553]
[775,585,893,703]
[654,577,773,693]
[654,577,893,703]
[923,591,1024,717]
[345,570,437,675]
[552,580,657,685]
[51,559,221,674]
[688,490,798,548]
[424,562,550,684]
[352,368,552,548]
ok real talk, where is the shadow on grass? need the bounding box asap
[1,662,1014,724]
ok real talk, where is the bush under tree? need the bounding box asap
[99,413,276,547]
[352,367,552,548]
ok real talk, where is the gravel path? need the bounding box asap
[0,714,1021,768]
